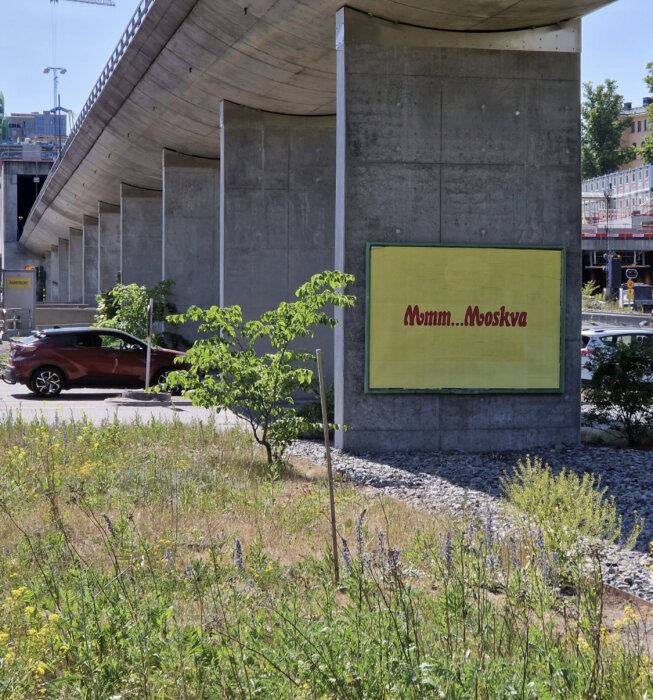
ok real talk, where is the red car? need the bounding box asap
[4,327,187,397]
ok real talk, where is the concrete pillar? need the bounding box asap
[120,184,162,288]
[162,149,219,318]
[220,101,336,380]
[49,247,59,302]
[69,228,83,303]
[57,238,70,303]
[334,9,581,452]
[98,202,121,291]
[83,216,99,305]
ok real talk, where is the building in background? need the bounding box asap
[581,163,653,291]
[620,98,652,170]
[6,111,67,144]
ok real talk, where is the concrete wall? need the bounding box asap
[120,184,163,288]
[69,228,84,303]
[57,238,70,302]
[163,149,220,319]
[83,216,99,305]
[220,101,337,381]
[334,9,581,452]
[98,202,121,291]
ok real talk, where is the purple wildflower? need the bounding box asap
[377,530,386,565]
[356,509,367,559]
[485,507,494,549]
[509,537,520,570]
[234,538,244,572]
[163,549,173,569]
[467,521,476,546]
[341,537,352,574]
[388,548,403,574]
[101,513,116,538]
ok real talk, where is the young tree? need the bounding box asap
[638,61,653,164]
[581,79,635,179]
[166,270,355,465]
[94,280,178,345]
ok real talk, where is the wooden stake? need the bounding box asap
[316,348,339,586]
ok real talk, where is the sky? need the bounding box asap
[0,0,652,121]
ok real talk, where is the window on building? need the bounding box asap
[645,120,648,131]
[638,121,642,132]
[631,123,636,133]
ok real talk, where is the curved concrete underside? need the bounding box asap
[21,0,614,254]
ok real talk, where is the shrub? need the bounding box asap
[584,340,653,446]
[500,455,641,560]
[94,279,180,345]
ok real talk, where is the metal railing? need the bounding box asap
[23,0,156,232]
[56,0,156,163]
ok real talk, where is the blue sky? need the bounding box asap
[582,0,653,105]
[0,0,651,119]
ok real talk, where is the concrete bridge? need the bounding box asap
[11,0,616,453]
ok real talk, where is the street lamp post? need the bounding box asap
[43,66,66,155]
[603,182,613,237]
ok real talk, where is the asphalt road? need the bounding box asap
[0,375,237,427]
[582,309,653,328]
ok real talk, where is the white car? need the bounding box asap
[581,326,653,383]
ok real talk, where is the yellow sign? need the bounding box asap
[367,245,564,391]
[7,277,30,289]
[627,289,635,300]
[627,279,635,289]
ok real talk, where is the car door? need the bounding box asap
[100,332,148,387]
[66,331,114,385]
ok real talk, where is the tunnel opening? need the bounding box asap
[16,174,45,238]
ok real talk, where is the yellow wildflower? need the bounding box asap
[33,660,47,676]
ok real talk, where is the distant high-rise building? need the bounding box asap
[6,111,67,143]
[0,92,8,141]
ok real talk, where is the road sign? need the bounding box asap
[627,289,635,300]
[627,279,635,289]
[626,268,638,280]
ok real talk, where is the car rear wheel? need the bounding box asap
[30,367,64,397]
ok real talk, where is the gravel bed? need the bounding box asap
[288,440,653,601]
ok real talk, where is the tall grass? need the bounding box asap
[0,413,649,697]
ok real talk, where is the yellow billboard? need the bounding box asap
[366,244,564,392]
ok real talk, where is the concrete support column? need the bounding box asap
[58,238,70,303]
[68,229,83,303]
[163,149,220,318]
[83,216,99,305]
[334,8,581,452]
[98,202,121,291]
[49,247,59,302]
[220,101,336,379]
[120,184,162,288]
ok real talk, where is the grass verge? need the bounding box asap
[0,413,650,697]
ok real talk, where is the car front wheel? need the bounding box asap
[30,367,64,397]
